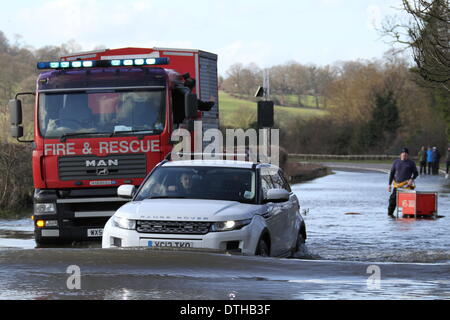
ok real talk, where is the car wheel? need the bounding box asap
[294,231,305,252]
[255,238,270,257]
[291,228,307,258]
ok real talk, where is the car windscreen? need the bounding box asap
[135,166,257,203]
[38,89,165,139]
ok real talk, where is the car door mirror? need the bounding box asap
[118,185,136,199]
[264,189,290,203]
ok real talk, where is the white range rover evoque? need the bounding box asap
[102,159,307,257]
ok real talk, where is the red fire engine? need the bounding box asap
[9,47,218,244]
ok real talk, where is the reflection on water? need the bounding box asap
[0,218,34,249]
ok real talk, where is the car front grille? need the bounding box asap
[136,220,212,235]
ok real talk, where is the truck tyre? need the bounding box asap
[34,234,72,247]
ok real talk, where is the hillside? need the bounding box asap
[218,91,327,128]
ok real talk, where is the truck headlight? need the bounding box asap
[113,216,136,230]
[34,203,56,215]
[210,219,252,232]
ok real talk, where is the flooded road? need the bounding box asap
[295,170,450,263]
[0,170,449,300]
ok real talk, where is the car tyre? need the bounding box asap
[291,227,307,258]
[255,238,270,257]
[294,231,305,252]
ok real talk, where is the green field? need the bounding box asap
[271,94,325,109]
[219,91,327,128]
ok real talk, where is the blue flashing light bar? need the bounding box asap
[36,57,170,70]
[72,61,82,68]
[83,61,94,68]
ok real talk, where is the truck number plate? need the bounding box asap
[148,240,193,248]
[87,229,103,237]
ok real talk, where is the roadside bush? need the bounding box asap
[0,143,33,216]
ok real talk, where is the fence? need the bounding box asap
[289,154,413,161]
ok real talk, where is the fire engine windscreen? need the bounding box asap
[38,89,166,138]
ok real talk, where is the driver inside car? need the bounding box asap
[166,172,200,196]
[180,173,192,192]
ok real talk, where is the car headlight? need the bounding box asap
[34,203,57,215]
[210,219,252,232]
[113,216,136,230]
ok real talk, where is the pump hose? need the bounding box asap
[393,180,416,190]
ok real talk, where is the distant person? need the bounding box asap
[426,146,433,175]
[388,148,419,217]
[432,147,441,175]
[446,147,450,179]
[417,146,427,175]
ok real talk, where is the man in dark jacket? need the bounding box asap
[417,146,427,175]
[432,147,441,175]
[388,148,419,217]
[446,147,450,179]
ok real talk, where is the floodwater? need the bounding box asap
[0,171,449,300]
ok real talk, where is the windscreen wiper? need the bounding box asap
[60,132,111,142]
[60,130,159,142]
[111,129,158,136]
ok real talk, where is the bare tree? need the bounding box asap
[222,63,262,98]
[269,63,293,105]
[381,0,449,91]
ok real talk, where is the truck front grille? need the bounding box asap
[136,220,212,235]
[58,154,146,181]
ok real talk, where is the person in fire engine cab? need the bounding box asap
[116,91,163,131]
[60,94,94,130]
[387,148,419,217]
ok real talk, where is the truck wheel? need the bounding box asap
[255,238,270,257]
[34,236,71,247]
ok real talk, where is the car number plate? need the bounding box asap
[87,229,103,237]
[148,240,194,248]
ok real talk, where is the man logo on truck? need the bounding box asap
[86,159,119,167]
[96,168,109,176]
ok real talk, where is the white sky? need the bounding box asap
[0,0,407,75]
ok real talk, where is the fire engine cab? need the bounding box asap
[9,47,218,244]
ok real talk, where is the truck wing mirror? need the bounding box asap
[9,99,24,139]
[197,100,215,112]
[9,99,23,125]
[9,93,35,142]
[11,126,24,139]
[185,92,198,119]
